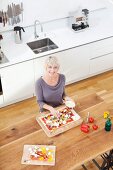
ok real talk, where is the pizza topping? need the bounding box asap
[41,107,77,130]
[29,146,54,162]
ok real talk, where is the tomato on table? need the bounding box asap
[80,123,90,133]
[88,117,94,123]
[92,124,98,130]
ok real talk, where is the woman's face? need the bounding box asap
[46,64,59,77]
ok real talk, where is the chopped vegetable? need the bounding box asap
[41,107,76,131]
[92,124,98,130]
[88,117,94,123]
[29,146,54,162]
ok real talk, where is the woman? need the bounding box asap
[35,56,73,115]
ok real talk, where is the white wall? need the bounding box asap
[0,0,110,32]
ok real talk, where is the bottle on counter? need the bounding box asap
[105,118,112,131]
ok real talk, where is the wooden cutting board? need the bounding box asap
[36,107,83,137]
[21,145,56,166]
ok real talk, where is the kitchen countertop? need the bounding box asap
[1,6,113,69]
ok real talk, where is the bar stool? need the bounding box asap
[82,164,88,170]
[92,149,113,170]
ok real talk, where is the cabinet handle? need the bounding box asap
[90,52,113,60]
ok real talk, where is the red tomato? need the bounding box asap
[92,124,98,130]
[88,117,94,123]
[81,124,90,129]
[67,118,73,123]
[80,126,89,133]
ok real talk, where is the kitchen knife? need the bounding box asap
[15,4,20,23]
[9,5,13,25]
[2,11,5,27]
[0,17,2,23]
[12,3,17,24]
[11,3,14,24]
[7,5,11,25]
[0,11,2,23]
[21,2,23,22]
[4,12,8,24]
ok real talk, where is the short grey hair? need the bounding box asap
[45,56,60,67]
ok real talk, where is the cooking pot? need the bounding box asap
[14,26,25,44]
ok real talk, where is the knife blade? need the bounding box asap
[4,12,8,24]
[21,2,23,22]
[2,11,5,27]
[0,11,2,23]
[15,4,20,23]
[12,3,17,24]
[7,5,11,25]
[9,5,13,25]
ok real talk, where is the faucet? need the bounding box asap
[34,20,43,39]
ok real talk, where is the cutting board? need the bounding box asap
[36,107,83,137]
[21,144,56,166]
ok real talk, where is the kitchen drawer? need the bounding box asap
[90,37,113,59]
[89,53,113,74]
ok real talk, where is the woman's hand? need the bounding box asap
[49,106,58,117]
[63,96,74,103]
[43,104,58,117]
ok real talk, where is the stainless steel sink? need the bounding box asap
[27,38,58,54]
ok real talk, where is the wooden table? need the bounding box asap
[0,93,113,170]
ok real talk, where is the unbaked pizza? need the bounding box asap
[41,107,77,131]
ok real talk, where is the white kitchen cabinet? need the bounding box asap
[0,95,3,107]
[1,60,35,106]
[90,37,113,59]
[55,46,90,84]
[34,45,90,88]
[34,56,46,83]
[89,37,113,75]
[90,53,113,75]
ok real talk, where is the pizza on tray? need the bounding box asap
[41,107,80,131]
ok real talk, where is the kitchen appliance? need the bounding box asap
[72,8,89,31]
[14,26,25,44]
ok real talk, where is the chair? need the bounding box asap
[82,164,88,170]
[92,149,113,170]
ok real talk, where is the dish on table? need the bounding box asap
[37,106,82,137]
[41,107,79,131]
[65,100,75,108]
[21,145,56,166]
